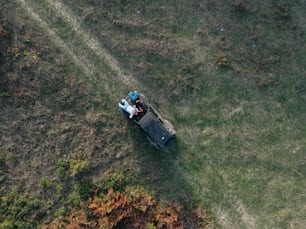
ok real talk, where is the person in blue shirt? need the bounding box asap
[128,90,139,104]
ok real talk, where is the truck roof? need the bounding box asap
[137,111,173,148]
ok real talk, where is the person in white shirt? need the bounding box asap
[118,99,137,119]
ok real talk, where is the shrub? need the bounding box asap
[77,180,95,200]
[56,160,68,177]
[69,159,89,177]
[39,178,53,189]
[44,188,214,228]
[102,172,126,192]
[0,192,45,229]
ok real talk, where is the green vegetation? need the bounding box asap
[76,180,95,200]
[0,157,7,185]
[69,159,90,177]
[39,178,53,189]
[1,0,305,228]
[0,191,45,229]
[56,160,68,177]
[44,187,213,228]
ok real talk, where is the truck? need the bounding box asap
[119,92,176,149]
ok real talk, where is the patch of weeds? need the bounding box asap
[102,172,127,193]
[22,49,38,68]
[258,53,281,72]
[295,83,306,95]
[0,192,45,229]
[55,184,64,197]
[147,223,157,229]
[177,63,203,93]
[195,28,206,37]
[168,74,195,97]
[56,160,69,177]
[56,206,70,217]
[274,3,291,20]
[45,187,213,228]
[67,191,81,207]
[23,32,32,43]
[147,222,158,229]
[231,0,250,13]
[256,57,269,71]
[112,17,147,32]
[294,157,306,178]
[5,153,16,164]
[39,178,53,189]
[77,180,96,201]
[69,159,90,177]
[0,92,10,97]
[256,73,280,88]
[214,52,232,68]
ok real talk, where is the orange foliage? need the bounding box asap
[89,189,134,228]
[44,188,214,229]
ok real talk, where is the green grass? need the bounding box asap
[1,0,306,228]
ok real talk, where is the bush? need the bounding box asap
[69,159,89,177]
[67,192,81,207]
[56,160,68,177]
[39,178,53,189]
[0,192,45,229]
[77,180,95,200]
[102,172,127,193]
[44,188,214,228]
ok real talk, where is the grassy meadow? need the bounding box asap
[1,0,305,228]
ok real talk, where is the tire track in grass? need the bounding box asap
[17,0,116,97]
[40,0,178,124]
[28,0,172,116]
[17,0,95,77]
[45,0,142,90]
[16,0,130,100]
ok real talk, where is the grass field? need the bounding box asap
[1,0,306,228]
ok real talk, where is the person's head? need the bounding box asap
[121,99,125,105]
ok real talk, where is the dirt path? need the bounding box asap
[17,0,118,96]
[41,0,177,123]
[18,0,95,77]
[17,0,144,100]
[44,0,142,90]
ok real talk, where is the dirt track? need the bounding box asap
[18,0,145,101]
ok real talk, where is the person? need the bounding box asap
[135,99,143,105]
[136,106,143,113]
[118,99,137,119]
[135,99,146,113]
[128,90,139,104]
